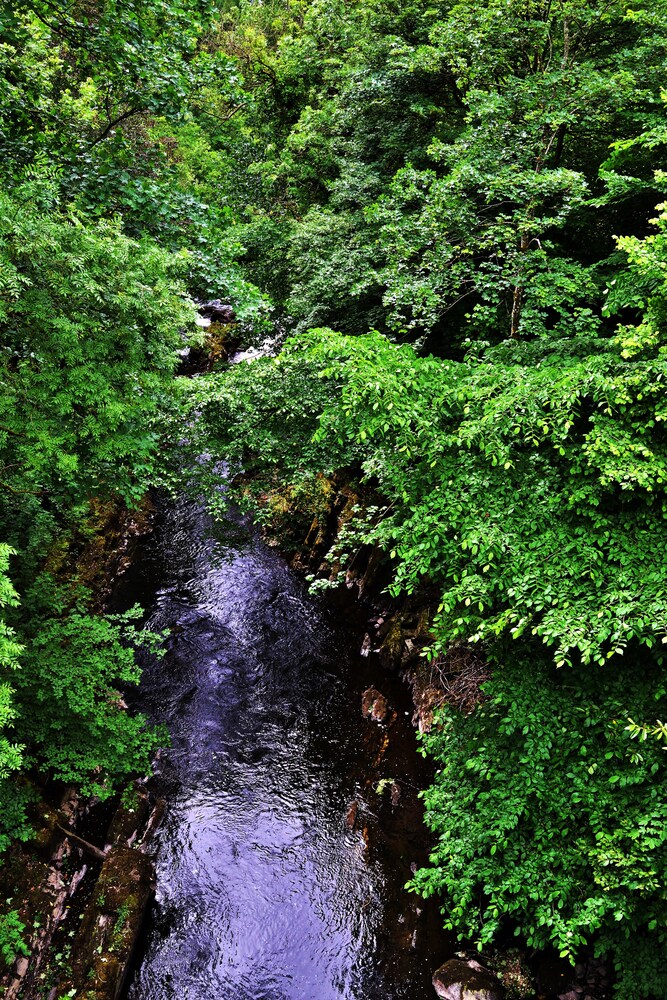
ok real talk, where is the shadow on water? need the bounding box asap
[119,491,450,1000]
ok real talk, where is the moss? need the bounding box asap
[378,618,405,670]
[28,807,61,855]
[90,848,152,914]
[489,949,534,999]
[74,497,155,609]
[205,321,240,363]
[41,495,155,613]
[106,783,150,847]
[258,474,339,556]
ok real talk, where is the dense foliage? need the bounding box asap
[190,316,667,667]
[3,0,667,993]
[189,318,667,996]
[0,183,192,846]
[413,655,667,1000]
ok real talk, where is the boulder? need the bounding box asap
[198,299,235,323]
[60,845,155,999]
[433,959,505,1000]
[361,687,389,723]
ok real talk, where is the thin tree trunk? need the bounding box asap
[510,230,531,338]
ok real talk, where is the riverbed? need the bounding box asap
[121,487,448,999]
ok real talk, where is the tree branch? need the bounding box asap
[56,822,107,862]
[0,479,42,496]
[89,106,148,148]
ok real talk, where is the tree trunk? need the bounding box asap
[510,230,531,338]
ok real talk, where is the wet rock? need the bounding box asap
[557,992,578,1000]
[198,299,235,323]
[405,661,445,733]
[345,801,358,829]
[433,958,505,1000]
[390,782,401,807]
[105,782,150,849]
[361,687,390,723]
[378,618,405,670]
[142,796,167,846]
[357,543,386,599]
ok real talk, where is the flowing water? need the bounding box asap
[122,489,448,1000]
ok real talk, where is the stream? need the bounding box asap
[119,484,448,999]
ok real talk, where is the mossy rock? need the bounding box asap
[26,803,63,857]
[205,321,240,363]
[91,846,153,914]
[378,617,405,670]
[105,783,150,847]
[65,846,154,998]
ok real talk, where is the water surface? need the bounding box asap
[124,492,446,999]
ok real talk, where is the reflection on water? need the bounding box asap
[124,495,446,1000]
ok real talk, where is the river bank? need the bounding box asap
[0,495,164,1000]
[0,458,454,999]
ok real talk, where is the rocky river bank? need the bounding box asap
[0,323,613,1000]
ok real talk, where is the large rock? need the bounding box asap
[433,959,505,1000]
[198,299,235,323]
[361,686,390,723]
[60,845,155,999]
[378,617,405,670]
